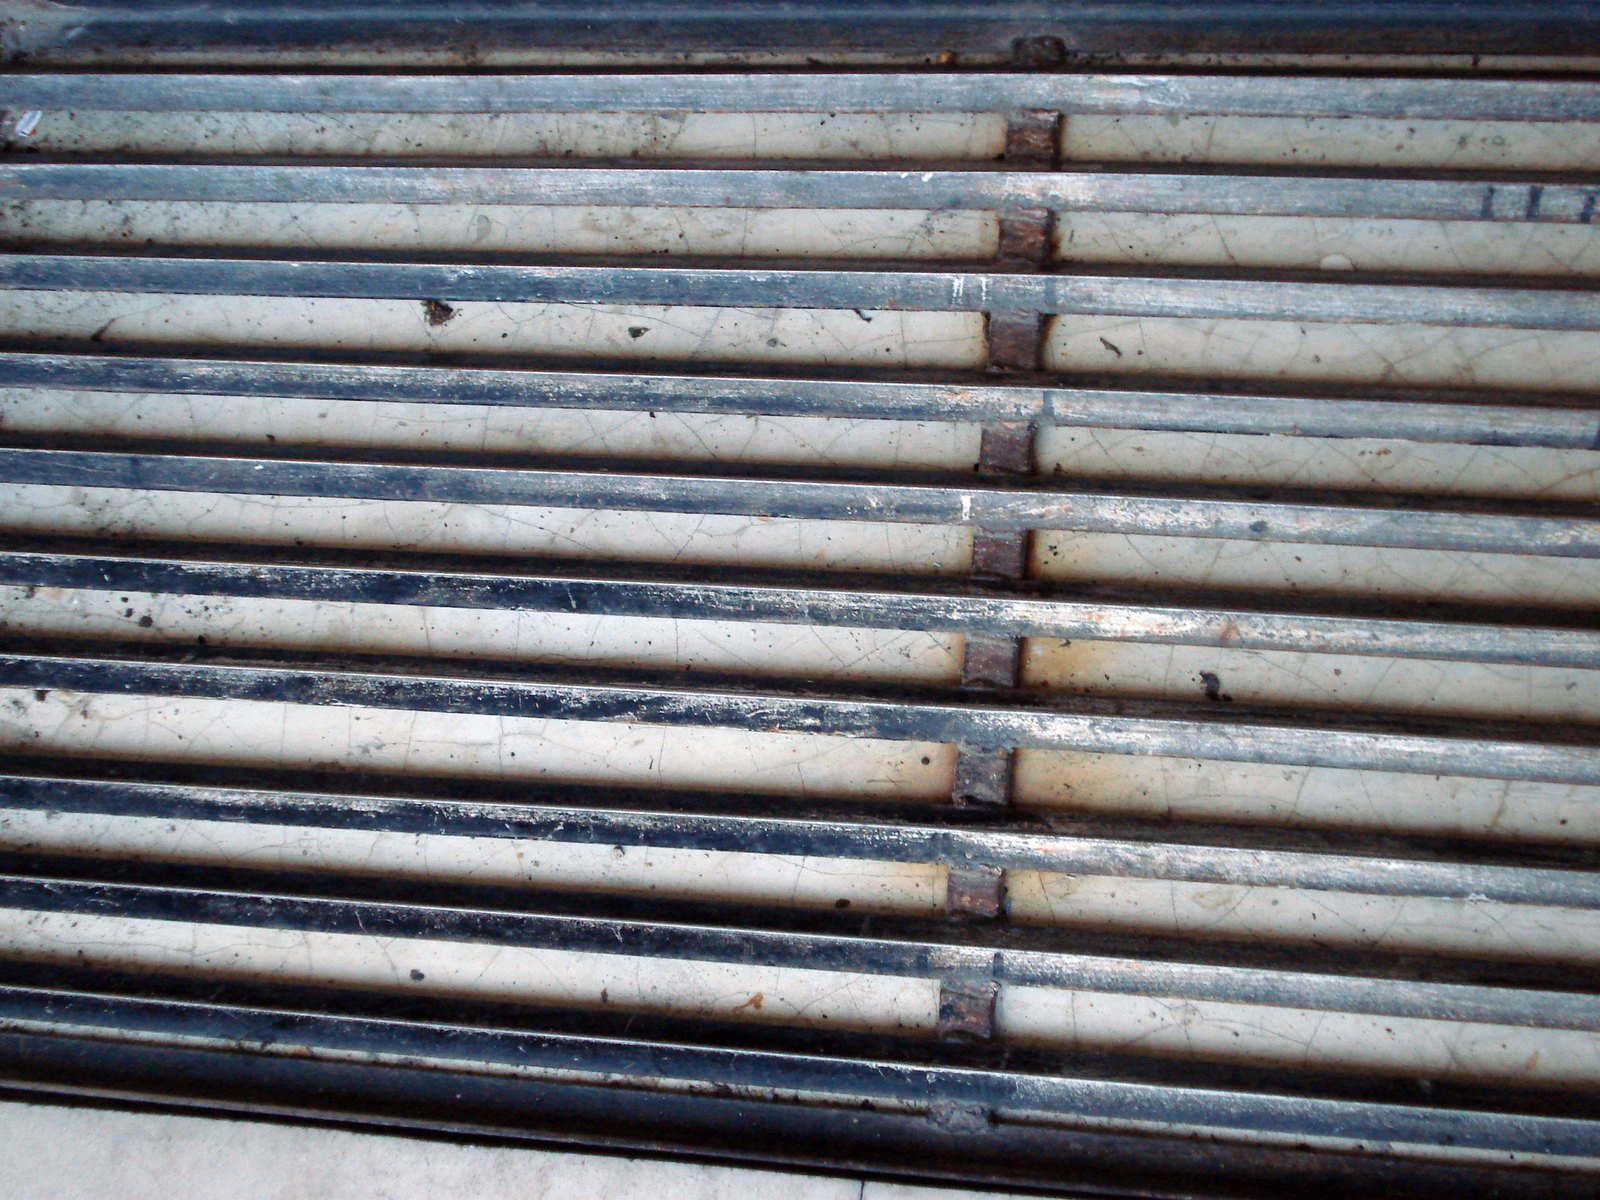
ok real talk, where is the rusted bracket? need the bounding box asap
[929,1099,994,1134]
[946,430,1032,929]
[1003,106,1063,167]
[945,857,1007,920]
[987,203,1055,368]
[936,976,1000,1043]
[941,109,1059,982]
[949,425,1032,923]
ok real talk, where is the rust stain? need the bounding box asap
[422,299,457,326]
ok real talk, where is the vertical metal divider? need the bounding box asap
[937,106,1063,1043]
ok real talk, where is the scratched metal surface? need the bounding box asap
[0,31,1596,1197]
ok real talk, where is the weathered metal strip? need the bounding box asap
[6,971,1597,1169]
[2,72,1597,122]
[2,640,1596,784]
[5,349,1594,449]
[4,253,1598,329]
[3,538,1595,669]
[1,442,1594,557]
[1,765,1593,908]
[1,854,1596,1030]
[2,162,1595,225]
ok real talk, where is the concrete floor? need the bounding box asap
[0,1099,1024,1200]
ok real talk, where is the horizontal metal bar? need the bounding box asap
[4,535,1598,669]
[2,852,1596,1031]
[3,162,1597,225]
[0,347,1048,423]
[3,1027,1576,1200]
[4,252,1598,330]
[6,979,1593,1177]
[5,348,1597,450]
[2,439,1595,557]
[2,71,1597,122]
[2,639,1597,784]
[1,762,1593,908]
[11,915,1600,1120]
[3,970,1596,1169]
[1052,379,1600,450]
[14,2,1600,62]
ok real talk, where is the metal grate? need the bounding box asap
[0,5,1597,1196]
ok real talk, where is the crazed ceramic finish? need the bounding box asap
[0,95,1597,1095]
